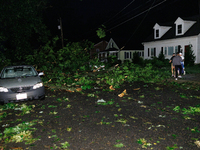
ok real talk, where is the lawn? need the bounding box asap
[0,64,200,150]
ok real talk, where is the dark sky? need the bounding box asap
[44,0,200,49]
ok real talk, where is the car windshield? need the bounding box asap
[1,66,37,79]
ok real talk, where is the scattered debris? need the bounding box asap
[109,85,115,90]
[138,101,143,104]
[93,65,105,72]
[140,105,147,108]
[94,87,100,89]
[129,116,138,119]
[97,99,106,103]
[76,88,82,92]
[66,89,73,92]
[114,64,119,67]
[194,141,200,148]
[118,89,127,97]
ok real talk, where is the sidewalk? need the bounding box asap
[167,73,200,84]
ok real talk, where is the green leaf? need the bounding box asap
[114,143,124,148]
[96,25,106,38]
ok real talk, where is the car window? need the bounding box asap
[1,66,37,78]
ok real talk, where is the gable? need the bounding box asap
[153,23,171,39]
[105,38,119,50]
[174,17,196,36]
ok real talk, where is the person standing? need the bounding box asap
[179,53,185,75]
[172,52,183,80]
[169,53,175,77]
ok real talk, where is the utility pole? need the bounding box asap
[58,17,64,48]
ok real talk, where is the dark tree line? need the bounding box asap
[0,0,50,62]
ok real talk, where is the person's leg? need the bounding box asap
[183,66,185,75]
[180,65,182,76]
[175,65,178,79]
[178,65,182,78]
[171,63,174,76]
[181,62,184,74]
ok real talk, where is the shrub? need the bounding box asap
[185,44,196,66]
[158,50,165,61]
[106,55,120,68]
[132,52,144,66]
[144,57,169,69]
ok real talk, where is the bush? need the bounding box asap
[144,57,169,69]
[185,44,196,66]
[132,52,144,66]
[158,50,165,61]
[106,55,120,68]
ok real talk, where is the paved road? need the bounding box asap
[167,73,200,84]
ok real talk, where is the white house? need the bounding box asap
[97,38,144,63]
[119,50,144,63]
[98,38,120,62]
[142,16,200,64]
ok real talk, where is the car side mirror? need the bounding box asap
[38,72,44,76]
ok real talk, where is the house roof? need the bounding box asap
[143,15,200,43]
[94,40,108,47]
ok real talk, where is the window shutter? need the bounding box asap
[130,52,132,59]
[124,52,126,59]
[148,48,149,57]
[154,48,156,57]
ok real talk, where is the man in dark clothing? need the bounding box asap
[172,52,183,80]
[169,53,175,77]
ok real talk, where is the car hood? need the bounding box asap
[0,76,42,88]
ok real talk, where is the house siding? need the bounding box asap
[119,50,144,63]
[143,36,199,63]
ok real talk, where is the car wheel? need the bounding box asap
[40,95,45,100]
[0,101,5,105]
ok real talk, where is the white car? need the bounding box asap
[0,65,45,104]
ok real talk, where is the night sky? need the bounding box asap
[44,0,200,49]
